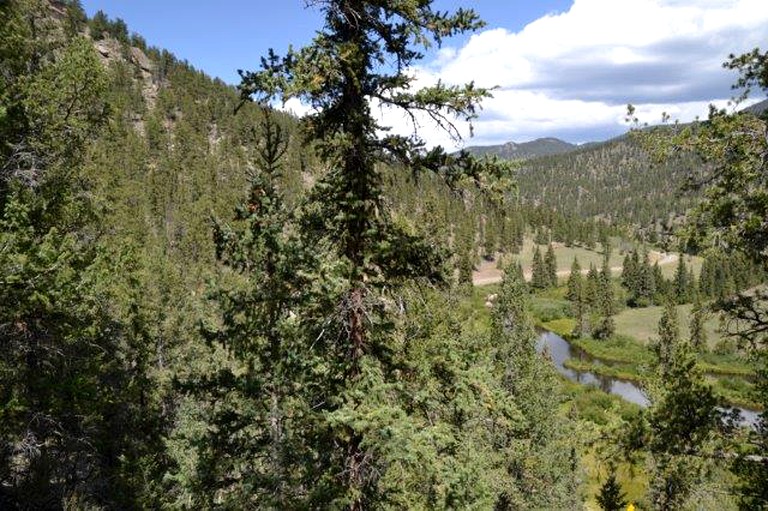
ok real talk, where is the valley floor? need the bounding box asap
[472,247,679,286]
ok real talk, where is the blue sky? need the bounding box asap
[80,1,573,84]
[81,1,768,147]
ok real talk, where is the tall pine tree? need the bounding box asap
[531,245,547,289]
[545,243,558,287]
[236,1,514,507]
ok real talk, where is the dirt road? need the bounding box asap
[472,251,679,286]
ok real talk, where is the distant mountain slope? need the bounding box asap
[512,136,694,230]
[743,97,768,116]
[467,98,767,239]
[464,137,578,160]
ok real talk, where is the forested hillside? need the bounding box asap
[1,1,767,509]
[472,100,767,245]
[516,136,694,240]
[0,1,579,508]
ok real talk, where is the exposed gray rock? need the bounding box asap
[130,46,153,73]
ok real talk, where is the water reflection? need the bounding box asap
[536,330,758,427]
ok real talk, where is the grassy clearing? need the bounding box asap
[571,333,754,377]
[491,236,702,288]
[709,376,758,409]
[510,237,702,278]
[564,349,759,410]
[451,284,498,333]
[699,352,755,377]
[614,303,723,348]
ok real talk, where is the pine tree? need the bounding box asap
[0,4,161,505]
[514,261,525,282]
[456,222,475,285]
[89,9,110,39]
[699,256,713,297]
[601,245,612,283]
[237,2,507,507]
[491,265,579,508]
[566,257,583,302]
[673,254,689,304]
[585,263,600,308]
[531,245,546,289]
[687,267,696,299]
[620,301,720,511]
[596,467,627,511]
[689,295,708,352]
[566,258,586,337]
[631,251,656,307]
[646,337,719,510]
[545,243,558,287]
[621,251,636,291]
[732,353,768,510]
[593,255,616,340]
[632,49,768,510]
[189,110,324,507]
[652,261,666,303]
[654,300,679,371]
[534,227,549,245]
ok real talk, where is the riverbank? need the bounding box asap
[539,319,761,411]
[538,329,761,425]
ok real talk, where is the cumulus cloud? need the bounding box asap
[279,97,316,118]
[400,0,768,148]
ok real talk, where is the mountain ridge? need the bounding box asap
[466,97,768,163]
[463,136,579,160]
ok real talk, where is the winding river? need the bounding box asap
[536,330,761,428]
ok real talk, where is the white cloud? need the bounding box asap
[400,0,768,148]
[278,97,315,118]
[273,0,768,150]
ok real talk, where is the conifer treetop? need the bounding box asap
[238,0,492,164]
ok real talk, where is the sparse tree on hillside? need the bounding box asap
[89,9,110,39]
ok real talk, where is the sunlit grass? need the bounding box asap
[614,303,723,348]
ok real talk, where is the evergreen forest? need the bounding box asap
[1,1,767,509]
